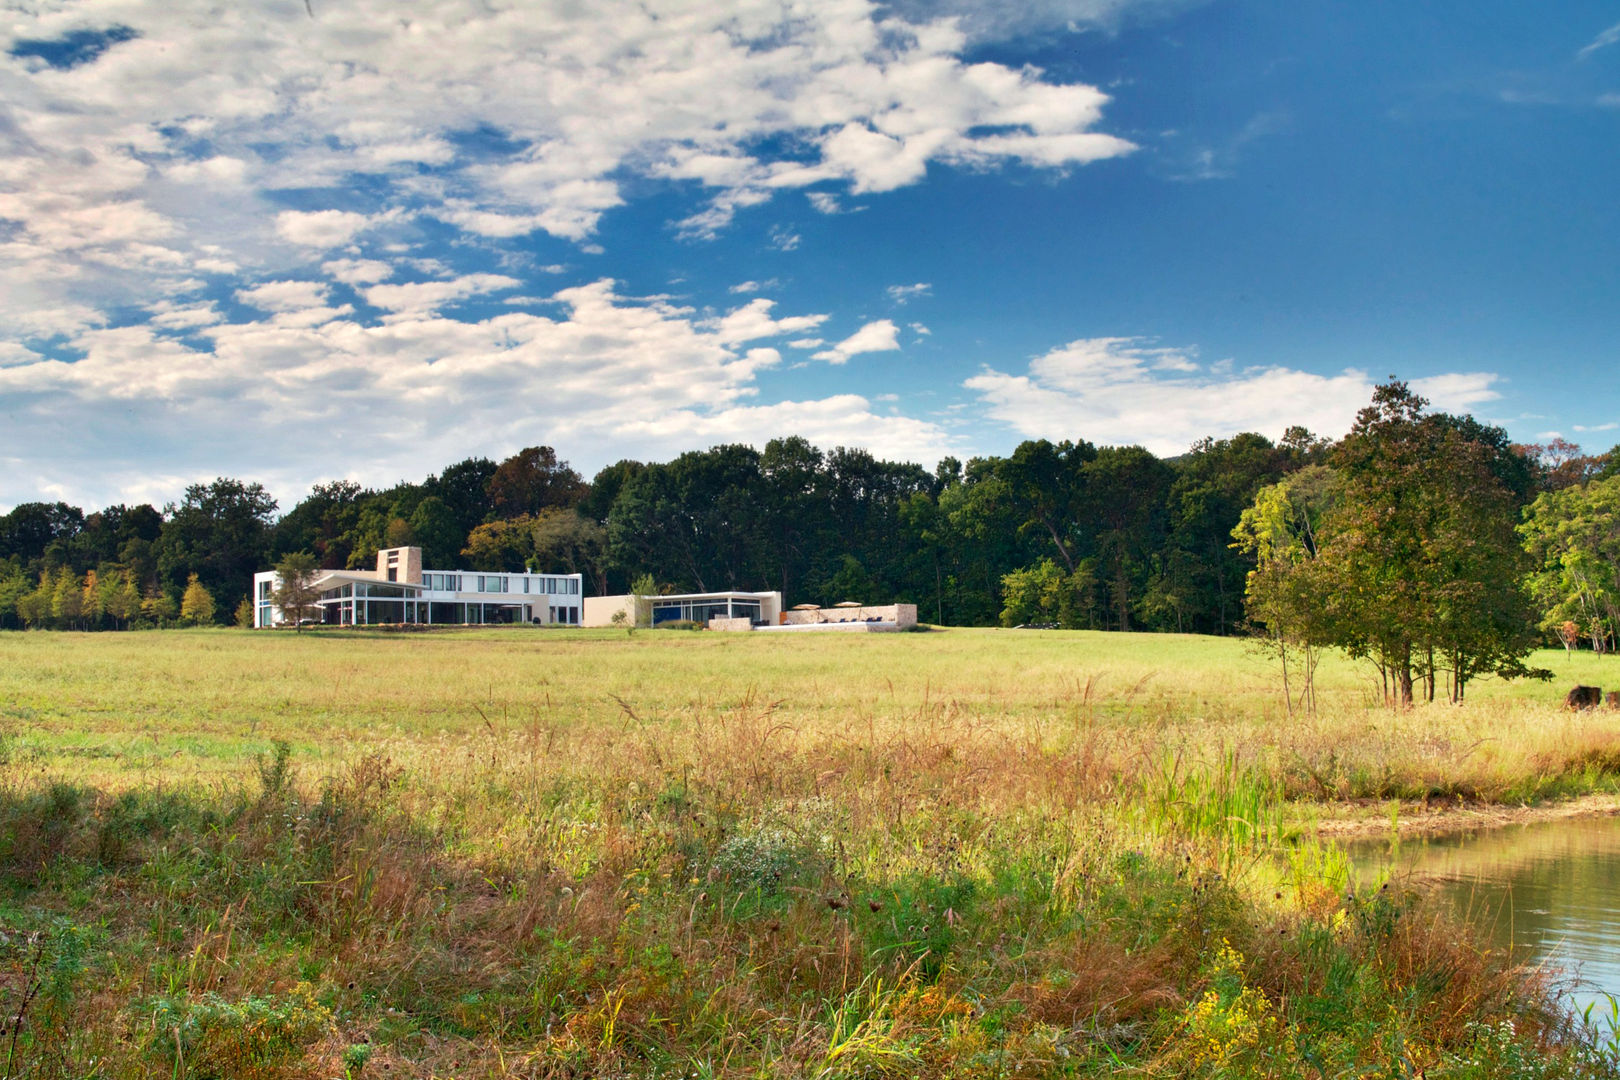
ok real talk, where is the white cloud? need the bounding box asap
[807,192,847,214]
[728,279,777,294]
[1578,20,1620,59]
[362,273,521,316]
[1574,422,1619,433]
[147,300,223,329]
[0,279,953,508]
[322,259,395,286]
[886,282,931,304]
[0,343,41,368]
[235,280,332,312]
[812,319,902,364]
[964,336,1502,454]
[911,322,931,335]
[0,0,1135,341]
[709,298,829,345]
[1407,372,1503,413]
[274,210,374,249]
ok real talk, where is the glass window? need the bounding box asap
[570,579,580,595]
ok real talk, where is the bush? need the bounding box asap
[147,984,331,1080]
[713,825,816,894]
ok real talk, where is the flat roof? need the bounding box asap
[313,570,422,591]
[648,591,777,601]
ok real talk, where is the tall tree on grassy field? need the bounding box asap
[1233,466,1340,715]
[51,568,83,628]
[142,587,177,629]
[180,573,216,627]
[1285,381,1546,705]
[81,569,104,628]
[272,552,321,631]
[108,572,142,629]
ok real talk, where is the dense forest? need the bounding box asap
[2,382,1616,653]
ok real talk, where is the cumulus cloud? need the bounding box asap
[0,280,953,508]
[362,273,522,316]
[235,280,331,312]
[0,0,1136,338]
[963,337,1501,454]
[275,210,374,249]
[886,282,931,304]
[0,0,1143,506]
[813,319,902,364]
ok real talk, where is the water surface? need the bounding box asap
[1351,814,1620,1015]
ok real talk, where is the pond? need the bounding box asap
[1350,814,1620,1017]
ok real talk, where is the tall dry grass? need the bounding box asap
[0,627,1614,1076]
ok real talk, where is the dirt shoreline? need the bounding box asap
[1309,792,1620,841]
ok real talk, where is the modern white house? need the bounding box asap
[582,590,782,628]
[579,591,915,631]
[253,546,582,628]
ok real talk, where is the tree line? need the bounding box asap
[2,382,1615,663]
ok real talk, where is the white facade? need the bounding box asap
[254,547,583,628]
[581,590,781,628]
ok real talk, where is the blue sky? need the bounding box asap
[1,0,1616,512]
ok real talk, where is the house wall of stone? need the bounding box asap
[782,604,917,626]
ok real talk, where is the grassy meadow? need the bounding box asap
[1,626,1619,1078]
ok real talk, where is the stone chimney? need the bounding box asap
[377,546,423,584]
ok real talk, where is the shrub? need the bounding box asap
[147,983,331,1080]
[713,825,816,894]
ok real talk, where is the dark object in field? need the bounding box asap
[1567,685,1603,710]
[1609,691,1620,710]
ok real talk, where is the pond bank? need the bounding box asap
[1312,791,1620,841]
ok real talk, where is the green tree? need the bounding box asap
[180,573,216,626]
[999,558,1096,628]
[462,517,535,572]
[157,478,277,603]
[142,587,177,629]
[272,552,321,631]
[1084,446,1174,631]
[529,509,609,594]
[1232,466,1340,714]
[489,446,587,518]
[0,568,31,629]
[234,596,255,628]
[51,568,83,628]
[1520,474,1620,654]
[1319,381,1545,704]
[108,573,142,628]
[630,572,657,627]
[407,496,463,569]
[18,573,52,627]
[81,568,105,628]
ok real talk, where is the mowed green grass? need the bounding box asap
[0,625,1611,799]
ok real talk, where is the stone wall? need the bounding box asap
[781,604,917,627]
[707,616,754,632]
